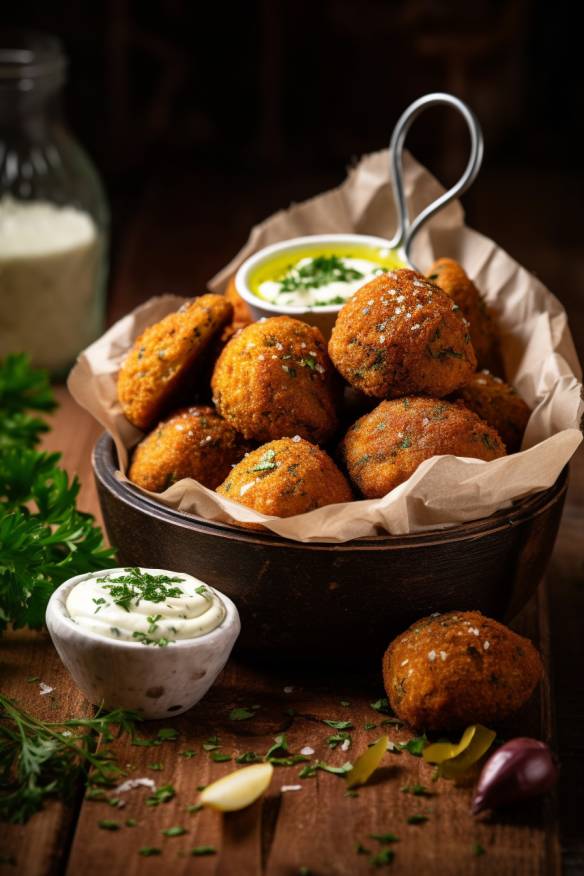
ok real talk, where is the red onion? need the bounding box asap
[472,738,558,814]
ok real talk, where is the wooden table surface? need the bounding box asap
[1,170,583,874]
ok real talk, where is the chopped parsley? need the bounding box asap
[236,751,261,764]
[132,631,170,647]
[98,819,120,831]
[162,826,187,837]
[202,735,220,751]
[401,784,433,797]
[97,568,184,612]
[210,752,232,763]
[191,846,216,856]
[327,731,351,750]
[407,814,429,825]
[370,698,392,715]
[147,762,164,771]
[250,449,277,472]
[369,833,399,844]
[139,847,161,857]
[278,255,364,294]
[473,843,486,857]
[180,749,197,759]
[322,719,353,730]
[146,784,176,806]
[371,848,395,867]
[398,735,428,757]
[228,707,256,721]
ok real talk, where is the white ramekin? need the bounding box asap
[235,233,404,338]
[46,569,241,719]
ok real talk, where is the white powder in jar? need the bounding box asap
[0,196,102,372]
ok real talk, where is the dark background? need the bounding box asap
[3,1,584,871]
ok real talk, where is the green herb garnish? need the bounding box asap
[228,707,256,721]
[278,255,364,294]
[322,719,353,730]
[162,826,187,837]
[473,843,486,857]
[369,833,399,844]
[98,819,120,830]
[399,735,428,757]
[139,847,161,857]
[327,732,351,750]
[371,848,395,867]
[146,784,176,806]
[250,449,277,472]
[236,751,261,764]
[370,698,392,715]
[210,752,232,763]
[407,814,429,824]
[0,355,114,632]
[191,846,216,856]
[0,696,138,823]
[401,783,433,796]
[97,568,184,613]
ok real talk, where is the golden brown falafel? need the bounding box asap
[426,258,502,374]
[453,370,531,453]
[328,269,476,399]
[339,396,506,498]
[224,275,253,326]
[118,294,232,430]
[128,405,251,492]
[216,437,353,525]
[382,610,543,731]
[211,316,339,444]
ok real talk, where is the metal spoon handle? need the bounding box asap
[387,92,484,263]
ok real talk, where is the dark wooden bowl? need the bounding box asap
[93,434,567,660]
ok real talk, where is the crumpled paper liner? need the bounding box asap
[68,150,583,542]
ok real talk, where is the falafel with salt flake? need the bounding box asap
[328,269,476,399]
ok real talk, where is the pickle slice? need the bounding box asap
[346,735,389,789]
[199,762,274,811]
[423,725,496,779]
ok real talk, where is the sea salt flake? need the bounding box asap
[405,312,412,320]
[292,435,302,443]
[341,739,351,752]
[175,424,185,431]
[483,641,490,650]
[427,650,436,662]
[281,785,302,792]
[239,480,256,497]
[283,685,294,693]
[400,658,409,666]
[396,294,405,302]
[276,342,283,351]
[379,335,385,344]
[439,650,447,661]
[39,682,53,696]
[114,777,156,794]
[469,627,480,636]
[422,417,429,426]
[301,746,315,756]
[258,353,265,361]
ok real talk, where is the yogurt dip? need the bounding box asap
[46,568,241,718]
[250,244,405,309]
[66,567,226,646]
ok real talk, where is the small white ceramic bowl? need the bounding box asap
[235,233,406,338]
[46,569,241,719]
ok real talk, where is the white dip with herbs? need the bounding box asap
[66,568,226,646]
[256,255,385,308]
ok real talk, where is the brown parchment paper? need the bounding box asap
[68,150,583,541]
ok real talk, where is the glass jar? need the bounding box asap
[0,31,109,377]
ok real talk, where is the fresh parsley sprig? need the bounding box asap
[0,695,139,823]
[0,354,115,632]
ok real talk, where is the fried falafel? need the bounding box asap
[128,406,251,492]
[426,258,502,374]
[454,370,530,453]
[339,396,506,498]
[118,294,232,430]
[211,316,339,444]
[216,437,353,524]
[382,611,543,731]
[328,269,476,399]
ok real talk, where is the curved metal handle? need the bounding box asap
[387,92,484,263]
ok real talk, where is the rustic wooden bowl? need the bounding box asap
[93,434,567,661]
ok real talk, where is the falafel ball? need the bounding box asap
[129,406,251,492]
[339,396,506,498]
[211,316,339,444]
[225,275,253,326]
[216,437,353,523]
[328,269,476,399]
[118,294,232,430]
[382,610,543,731]
[453,370,530,453]
[426,258,502,374]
